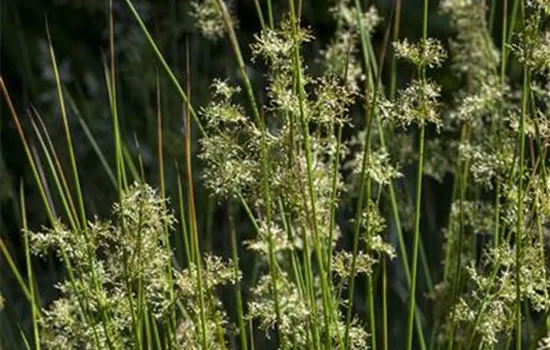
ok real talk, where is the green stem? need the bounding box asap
[21,184,40,350]
[123,0,205,136]
[287,1,334,348]
[176,165,192,267]
[406,123,426,350]
[515,2,529,346]
[382,254,388,350]
[45,24,87,230]
[365,179,376,350]
[229,204,249,350]
[406,0,429,347]
[0,78,102,349]
[252,0,266,29]
[267,0,274,28]
[390,0,403,99]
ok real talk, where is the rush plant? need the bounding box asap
[3,0,550,349]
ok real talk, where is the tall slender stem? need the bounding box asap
[406,1,429,348]
[229,204,249,350]
[406,123,426,350]
[516,2,528,347]
[287,1,334,347]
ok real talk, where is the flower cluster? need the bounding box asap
[394,38,447,68]
[175,254,241,348]
[448,241,550,346]
[440,0,499,82]
[320,1,381,91]
[31,183,175,348]
[380,79,443,128]
[459,141,515,189]
[190,0,228,40]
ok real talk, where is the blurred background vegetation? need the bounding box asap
[0,0,509,348]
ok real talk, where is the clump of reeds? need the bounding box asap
[3,0,550,349]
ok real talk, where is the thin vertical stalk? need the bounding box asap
[447,152,469,349]
[327,31,353,278]
[157,74,166,221]
[176,164,192,267]
[143,308,153,349]
[501,0,509,86]
[287,1,335,347]
[45,23,87,230]
[182,50,208,350]
[123,0,205,136]
[266,0,274,28]
[382,255,388,350]
[405,0,429,347]
[327,123,343,275]
[365,181,376,350]
[229,204,249,350]
[156,74,177,333]
[253,0,266,30]
[406,124,426,350]
[21,183,40,350]
[452,156,468,300]
[150,311,163,349]
[106,4,142,346]
[29,112,79,231]
[390,0,402,99]
[516,2,529,347]
[343,76,377,350]
[0,239,32,305]
[108,1,125,200]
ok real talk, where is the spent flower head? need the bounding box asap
[320,32,363,92]
[440,0,499,81]
[319,1,380,92]
[529,0,550,15]
[331,1,381,33]
[244,220,295,254]
[381,80,443,128]
[178,254,241,298]
[332,250,375,279]
[394,38,447,68]
[310,76,355,126]
[201,79,247,128]
[513,24,550,72]
[251,19,313,67]
[32,183,176,347]
[247,272,310,347]
[361,149,402,186]
[190,0,229,40]
[459,141,514,189]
